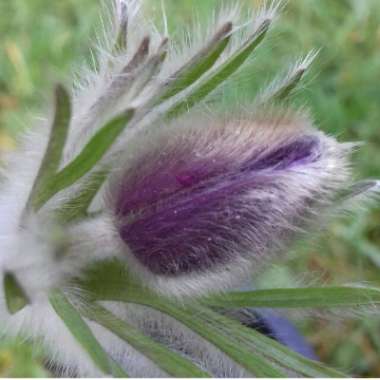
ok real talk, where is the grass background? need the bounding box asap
[0,0,379,376]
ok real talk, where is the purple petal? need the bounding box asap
[245,135,320,171]
[249,309,318,361]
[114,133,322,276]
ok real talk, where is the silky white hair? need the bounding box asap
[0,0,378,377]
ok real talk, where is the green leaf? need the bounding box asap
[77,261,285,377]
[76,260,347,377]
[34,109,134,211]
[83,303,211,377]
[4,272,29,314]
[26,85,71,211]
[109,359,129,378]
[130,43,168,98]
[270,66,306,101]
[123,36,150,73]
[76,260,146,301]
[56,168,109,224]
[49,290,128,377]
[133,299,285,377]
[155,22,233,104]
[136,300,343,377]
[203,286,380,309]
[336,180,379,203]
[114,1,128,52]
[206,309,346,378]
[256,51,317,104]
[165,19,270,119]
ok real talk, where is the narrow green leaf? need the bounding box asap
[123,36,150,73]
[134,299,285,377]
[39,85,71,175]
[336,180,379,202]
[256,51,317,104]
[34,109,134,210]
[109,358,129,378]
[155,22,233,104]
[118,299,284,376]
[83,303,210,377]
[202,307,346,378]
[114,1,128,52]
[271,67,306,102]
[26,85,71,211]
[203,286,380,309]
[78,263,284,377]
[94,38,150,119]
[4,272,29,314]
[138,300,343,377]
[56,169,109,224]
[133,298,344,378]
[165,19,270,119]
[49,290,128,377]
[130,42,168,98]
[77,260,346,378]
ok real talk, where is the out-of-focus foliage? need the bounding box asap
[0,338,47,377]
[0,0,379,376]
[0,0,96,140]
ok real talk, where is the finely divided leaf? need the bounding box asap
[76,260,347,377]
[34,109,134,210]
[155,22,233,104]
[126,297,286,377]
[49,290,128,377]
[165,19,270,119]
[83,303,211,377]
[209,309,346,378]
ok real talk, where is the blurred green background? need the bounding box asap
[0,0,379,377]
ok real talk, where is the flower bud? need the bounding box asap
[110,112,351,295]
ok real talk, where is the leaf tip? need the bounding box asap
[4,271,29,314]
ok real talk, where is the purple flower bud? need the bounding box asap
[109,112,351,290]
